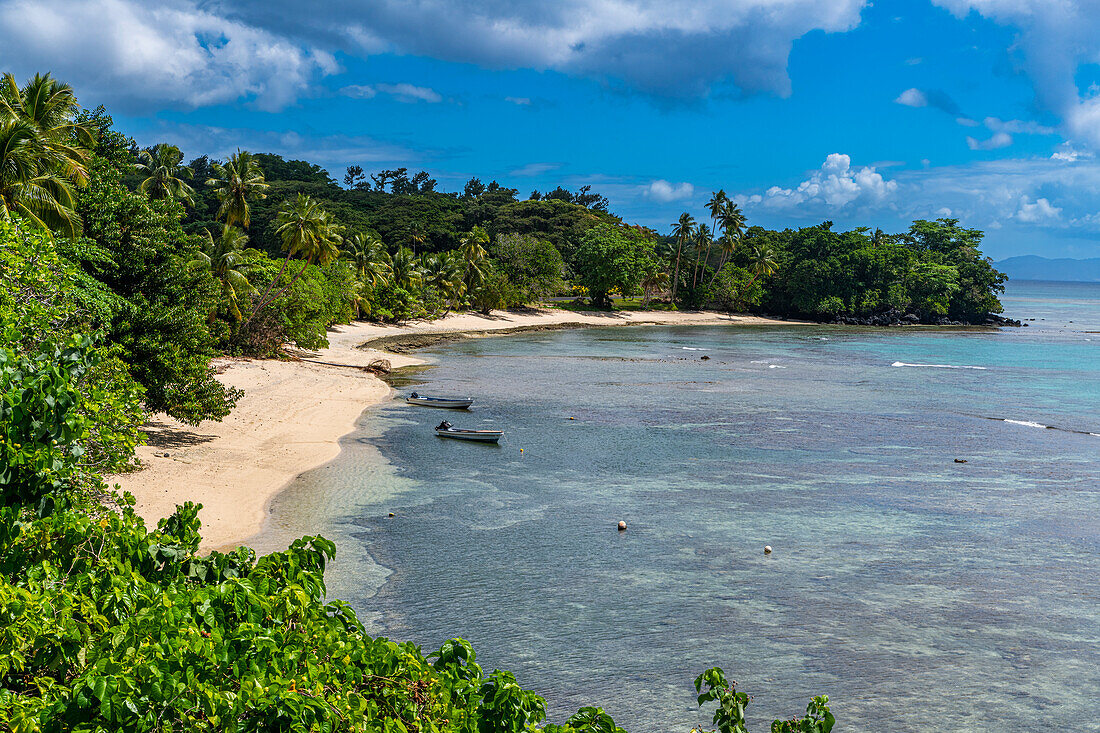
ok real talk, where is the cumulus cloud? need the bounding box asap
[1014,195,1061,223]
[735,153,897,212]
[644,180,695,202]
[219,0,868,99]
[0,0,336,111]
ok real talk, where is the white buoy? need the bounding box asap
[617,521,627,531]
[764,545,772,554]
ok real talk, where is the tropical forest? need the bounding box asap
[0,70,1013,731]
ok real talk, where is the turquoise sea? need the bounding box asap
[263,280,1099,732]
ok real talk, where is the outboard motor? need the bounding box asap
[437,420,452,431]
[410,391,419,399]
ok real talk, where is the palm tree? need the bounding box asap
[460,226,490,293]
[700,189,727,284]
[692,223,712,288]
[390,246,423,291]
[341,232,391,288]
[421,251,466,314]
[188,226,255,321]
[640,266,670,306]
[709,201,746,287]
[407,225,428,253]
[135,144,196,205]
[250,194,339,319]
[670,212,695,302]
[0,73,91,236]
[1,72,92,177]
[746,242,778,285]
[207,149,268,229]
[0,118,82,235]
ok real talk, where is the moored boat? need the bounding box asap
[434,420,503,443]
[406,391,474,409]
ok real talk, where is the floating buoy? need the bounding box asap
[388,512,395,517]
[764,545,772,554]
[617,521,627,531]
[520,448,524,453]
[568,417,576,420]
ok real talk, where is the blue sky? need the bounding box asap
[3,0,1100,257]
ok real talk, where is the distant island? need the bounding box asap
[996,255,1100,282]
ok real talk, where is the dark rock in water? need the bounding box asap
[985,314,1023,327]
[367,358,391,374]
[954,458,968,464]
[700,355,710,360]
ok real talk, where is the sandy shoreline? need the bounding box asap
[112,308,795,550]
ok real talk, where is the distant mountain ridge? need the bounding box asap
[995,255,1100,282]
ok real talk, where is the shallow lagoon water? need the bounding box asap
[266,281,1099,732]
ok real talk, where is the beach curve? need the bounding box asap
[112,308,796,551]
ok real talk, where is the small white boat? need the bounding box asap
[406,392,473,409]
[434,421,503,443]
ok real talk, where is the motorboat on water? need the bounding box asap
[406,391,474,409]
[434,420,503,443]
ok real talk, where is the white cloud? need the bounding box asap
[895,88,927,107]
[1050,143,1093,162]
[220,0,869,99]
[1014,195,1061,223]
[983,117,1055,135]
[339,83,443,103]
[340,84,377,99]
[736,153,897,211]
[373,83,442,103]
[644,180,695,202]
[510,162,562,177]
[966,131,1013,150]
[0,0,336,111]
[0,0,871,105]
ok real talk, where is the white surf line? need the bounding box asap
[891,361,988,370]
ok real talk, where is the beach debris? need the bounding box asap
[954,458,968,463]
[366,358,391,375]
[617,521,627,531]
[764,545,772,554]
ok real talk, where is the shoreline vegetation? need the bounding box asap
[113,308,799,552]
[1,70,1015,729]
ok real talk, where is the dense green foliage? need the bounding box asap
[1,217,834,731]
[573,225,659,307]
